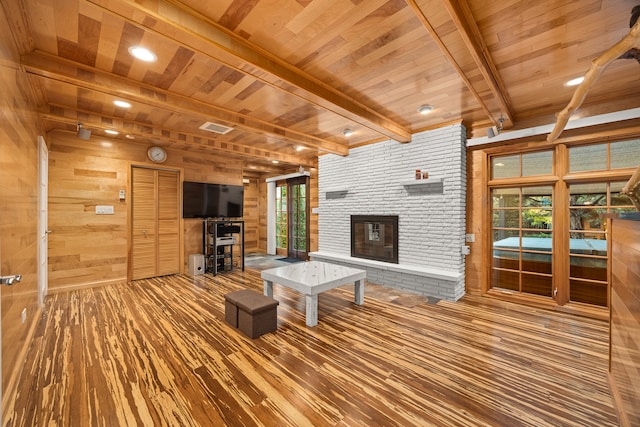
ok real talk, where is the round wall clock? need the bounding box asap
[147,146,167,163]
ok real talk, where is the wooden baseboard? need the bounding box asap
[608,371,630,427]
[48,278,128,294]
[2,305,42,415]
[483,289,609,320]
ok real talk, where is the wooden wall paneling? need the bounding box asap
[608,218,640,427]
[308,168,319,254]
[48,132,129,291]
[242,177,259,253]
[157,170,181,276]
[465,148,486,295]
[258,178,268,252]
[183,219,203,269]
[47,129,244,290]
[0,3,43,412]
[131,167,158,280]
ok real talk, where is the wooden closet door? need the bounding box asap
[131,167,180,280]
[157,170,180,276]
[132,167,157,279]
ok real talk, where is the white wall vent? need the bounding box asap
[199,121,234,134]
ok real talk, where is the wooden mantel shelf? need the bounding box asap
[402,177,443,187]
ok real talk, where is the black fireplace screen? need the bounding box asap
[351,215,398,263]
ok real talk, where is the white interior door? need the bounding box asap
[38,136,48,306]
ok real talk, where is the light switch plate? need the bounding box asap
[96,205,114,215]
[465,233,475,242]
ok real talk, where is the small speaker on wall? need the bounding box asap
[77,123,91,140]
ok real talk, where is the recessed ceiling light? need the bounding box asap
[105,129,119,135]
[417,105,433,114]
[113,100,131,108]
[272,160,279,164]
[125,134,135,140]
[565,76,584,87]
[296,145,305,151]
[128,46,157,62]
[343,129,354,137]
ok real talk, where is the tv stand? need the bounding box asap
[202,219,244,276]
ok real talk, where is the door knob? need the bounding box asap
[0,274,22,286]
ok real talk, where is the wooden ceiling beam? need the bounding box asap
[440,0,513,126]
[85,0,412,143]
[22,50,349,156]
[406,0,512,128]
[41,108,315,167]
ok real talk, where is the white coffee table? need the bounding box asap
[261,261,366,327]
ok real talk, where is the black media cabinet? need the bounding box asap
[202,219,245,276]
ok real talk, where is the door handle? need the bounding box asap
[45,230,53,234]
[0,274,22,286]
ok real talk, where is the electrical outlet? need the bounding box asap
[96,205,115,215]
[465,233,475,243]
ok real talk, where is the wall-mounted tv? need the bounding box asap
[183,181,244,218]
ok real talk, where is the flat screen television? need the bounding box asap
[183,181,244,218]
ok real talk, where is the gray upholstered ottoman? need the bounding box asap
[224,289,278,338]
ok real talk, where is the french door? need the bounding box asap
[489,138,639,311]
[275,176,309,260]
[287,176,309,260]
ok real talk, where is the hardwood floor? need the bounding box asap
[6,269,618,426]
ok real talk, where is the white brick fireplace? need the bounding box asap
[310,124,467,301]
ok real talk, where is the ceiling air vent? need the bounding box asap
[199,121,234,135]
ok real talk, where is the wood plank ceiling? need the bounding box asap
[4,0,640,171]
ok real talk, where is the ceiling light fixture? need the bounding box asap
[105,129,119,135]
[296,145,305,151]
[343,129,354,137]
[565,76,585,87]
[272,160,279,164]
[417,104,433,114]
[125,134,135,140]
[128,46,157,62]
[113,100,132,108]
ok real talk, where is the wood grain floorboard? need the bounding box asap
[5,269,618,426]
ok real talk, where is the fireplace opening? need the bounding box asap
[351,215,398,264]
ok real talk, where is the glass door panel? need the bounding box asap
[275,185,287,253]
[568,181,634,307]
[491,186,553,298]
[288,177,308,260]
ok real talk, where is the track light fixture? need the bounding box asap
[486,117,505,138]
